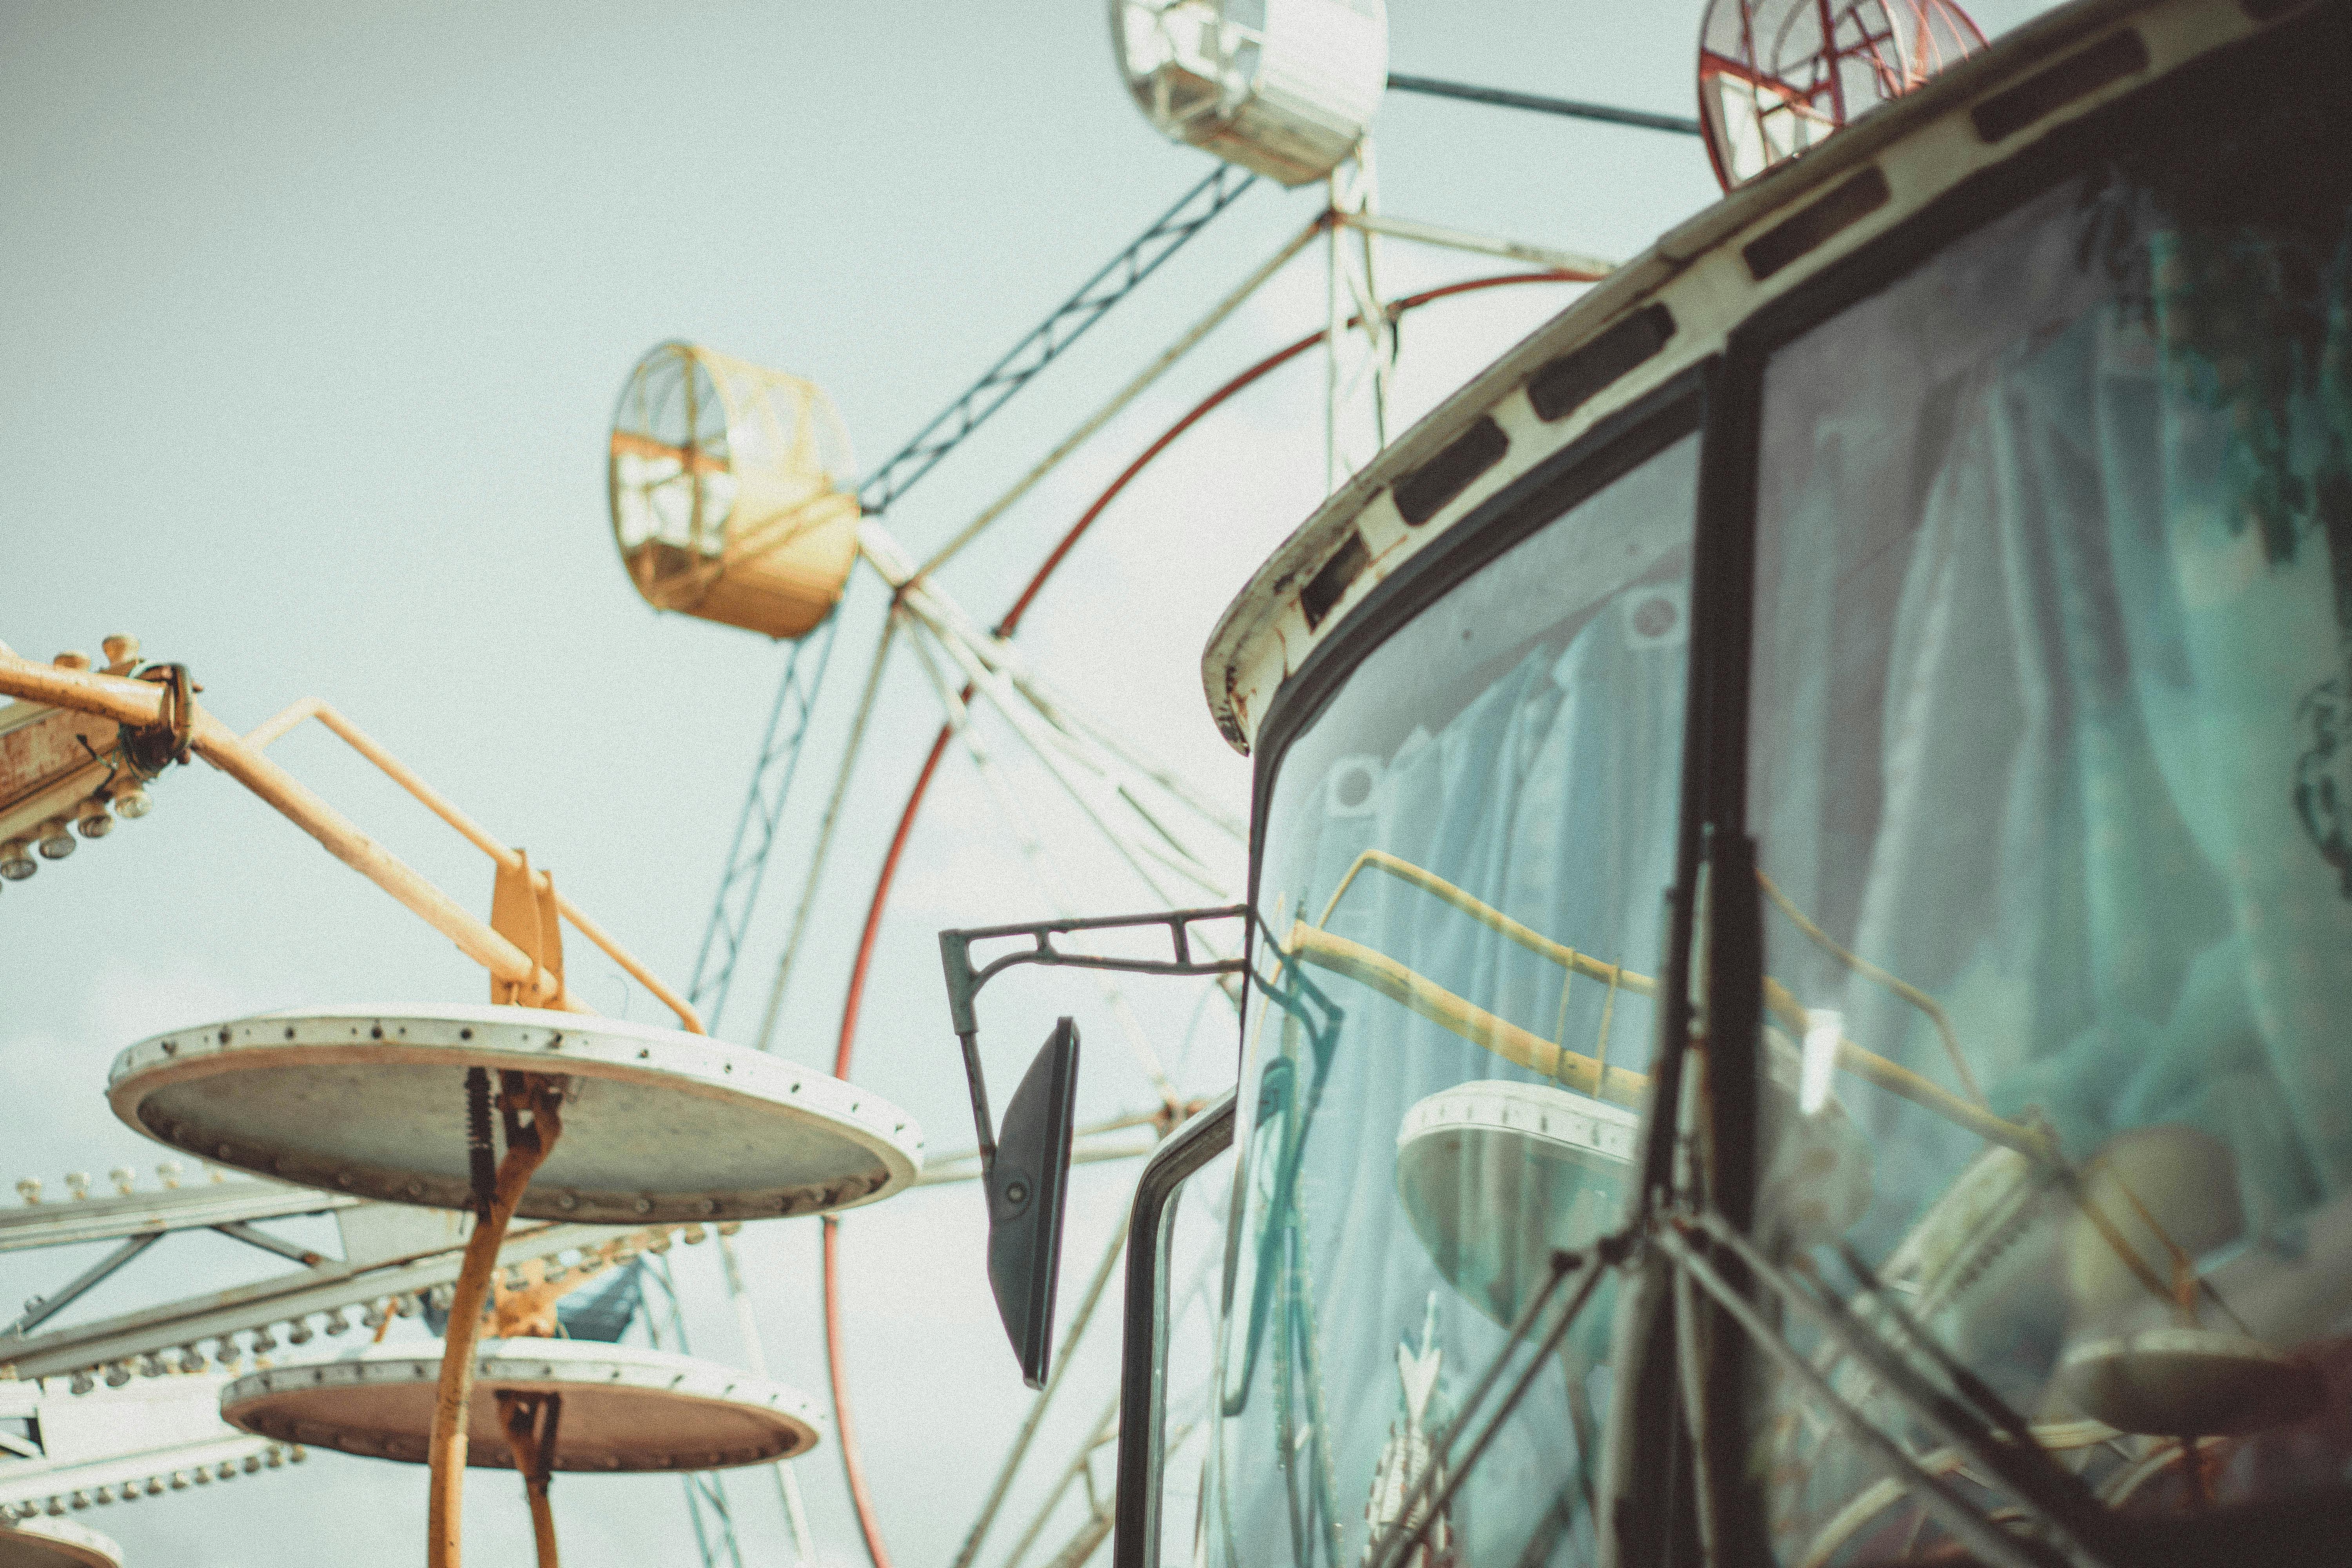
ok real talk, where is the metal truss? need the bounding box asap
[693,162,1259,1060]
[686,613,842,1035]
[0,1176,704,1387]
[0,1370,299,1521]
[855,163,1256,517]
[2,1171,357,1258]
[642,1252,747,1568]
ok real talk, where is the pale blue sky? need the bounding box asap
[2,3,2051,1564]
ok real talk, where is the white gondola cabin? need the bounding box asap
[1110,0,1388,187]
[608,342,859,641]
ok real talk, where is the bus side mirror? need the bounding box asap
[987,1016,1080,1390]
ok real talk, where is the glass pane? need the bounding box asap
[1746,83,2352,1563]
[1157,1143,1239,1568]
[1206,429,1699,1568]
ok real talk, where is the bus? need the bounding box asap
[1099,0,2352,1564]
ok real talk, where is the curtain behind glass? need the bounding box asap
[1748,86,2352,1560]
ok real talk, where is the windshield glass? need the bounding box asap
[1745,73,2352,1563]
[1205,427,1698,1568]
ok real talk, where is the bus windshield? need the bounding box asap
[1206,428,1697,1568]
[1746,67,2352,1562]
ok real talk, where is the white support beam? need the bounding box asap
[1338,209,1614,278]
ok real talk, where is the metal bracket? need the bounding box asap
[208,1221,328,1270]
[488,848,563,1007]
[4,1233,163,1339]
[121,664,196,776]
[937,905,1255,1173]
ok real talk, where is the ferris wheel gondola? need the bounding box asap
[1696,0,1985,189]
[1109,0,1388,187]
[610,343,861,641]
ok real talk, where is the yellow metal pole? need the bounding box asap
[0,650,704,1031]
[430,1080,562,1568]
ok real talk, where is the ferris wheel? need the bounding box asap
[606,9,1657,1568]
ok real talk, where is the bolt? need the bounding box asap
[0,839,32,880]
[100,634,139,671]
[156,1161,182,1189]
[36,818,74,860]
[109,1166,135,1195]
[51,651,90,671]
[64,1172,89,1200]
[14,1178,39,1205]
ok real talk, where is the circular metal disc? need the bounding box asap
[1396,1079,1637,1327]
[221,1339,822,1472]
[0,1519,122,1568]
[2058,1327,2325,1437]
[109,1007,924,1224]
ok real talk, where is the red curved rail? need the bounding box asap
[821,270,1590,1568]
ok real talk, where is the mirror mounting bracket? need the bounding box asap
[937,903,1255,1173]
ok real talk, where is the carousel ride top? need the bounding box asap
[0,638,927,1568]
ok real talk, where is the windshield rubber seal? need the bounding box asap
[1112,1089,1239,1568]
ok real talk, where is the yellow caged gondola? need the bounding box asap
[608,341,860,641]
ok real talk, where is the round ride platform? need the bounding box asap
[1396,1079,1639,1327]
[2058,1327,2325,1437]
[108,1007,924,1225]
[0,1518,122,1568]
[221,1339,823,1472]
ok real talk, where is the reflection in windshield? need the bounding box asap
[1748,81,2352,1563]
[1207,431,1699,1568]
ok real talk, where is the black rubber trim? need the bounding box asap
[1528,304,1676,424]
[1742,165,1891,282]
[1111,1091,1237,1568]
[1299,530,1371,632]
[1971,29,2150,143]
[1392,415,1510,526]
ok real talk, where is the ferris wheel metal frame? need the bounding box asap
[0,35,1732,1568]
[652,140,1624,1568]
